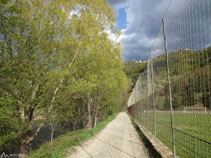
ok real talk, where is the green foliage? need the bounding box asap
[124,61,147,87]
[0,0,127,153]
[0,97,23,152]
[122,60,147,110]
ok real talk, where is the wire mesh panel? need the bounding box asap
[128,0,211,157]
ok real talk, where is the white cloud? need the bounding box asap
[109,0,211,61]
[104,29,119,42]
[108,0,130,11]
[109,0,171,61]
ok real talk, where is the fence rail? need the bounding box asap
[127,0,211,157]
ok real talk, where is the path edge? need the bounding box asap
[127,113,174,158]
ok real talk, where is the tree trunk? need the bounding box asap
[48,48,80,114]
[50,127,54,147]
[48,77,64,113]
[94,104,100,128]
[20,136,30,155]
[86,97,92,128]
[73,120,76,131]
[94,113,98,128]
[20,123,43,154]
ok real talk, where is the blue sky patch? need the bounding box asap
[116,7,128,30]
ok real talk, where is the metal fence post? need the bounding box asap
[150,51,156,138]
[162,19,176,158]
[139,76,141,121]
[146,64,149,129]
[194,137,197,158]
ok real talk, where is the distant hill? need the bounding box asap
[123,60,147,91]
[149,47,211,110]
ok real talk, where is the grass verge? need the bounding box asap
[29,113,119,158]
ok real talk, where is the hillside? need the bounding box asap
[123,60,147,91]
[149,47,211,110]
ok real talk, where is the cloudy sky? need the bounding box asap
[108,0,171,61]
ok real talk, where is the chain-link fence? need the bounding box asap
[128,0,211,157]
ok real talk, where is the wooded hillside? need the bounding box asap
[150,47,211,110]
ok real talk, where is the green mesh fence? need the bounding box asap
[128,0,211,157]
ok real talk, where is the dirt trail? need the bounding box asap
[67,112,150,158]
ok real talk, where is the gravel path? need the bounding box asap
[67,112,150,158]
